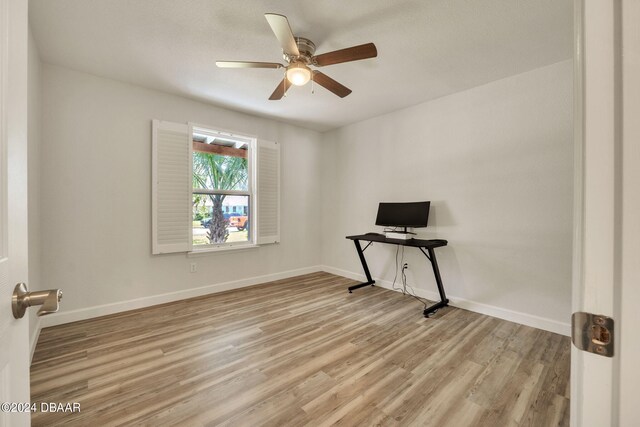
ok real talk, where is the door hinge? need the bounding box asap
[571,312,614,357]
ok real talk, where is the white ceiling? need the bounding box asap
[29,0,573,132]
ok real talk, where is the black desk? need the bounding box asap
[345,234,449,317]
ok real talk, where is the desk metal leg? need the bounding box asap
[421,247,449,317]
[348,239,375,293]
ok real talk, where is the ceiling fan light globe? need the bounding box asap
[286,64,311,86]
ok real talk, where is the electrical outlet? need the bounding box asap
[403,263,409,270]
[190,263,197,273]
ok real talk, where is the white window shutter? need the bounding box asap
[152,120,192,254]
[256,139,280,244]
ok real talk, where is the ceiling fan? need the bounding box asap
[216,13,377,100]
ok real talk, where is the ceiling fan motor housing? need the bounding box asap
[284,37,316,64]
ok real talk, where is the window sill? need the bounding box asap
[187,243,259,257]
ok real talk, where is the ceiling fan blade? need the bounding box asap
[216,61,284,69]
[312,43,377,67]
[265,13,300,57]
[312,71,352,98]
[269,78,292,100]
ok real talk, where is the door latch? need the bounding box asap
[571,312,614,357]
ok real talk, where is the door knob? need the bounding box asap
[12,283,63,319]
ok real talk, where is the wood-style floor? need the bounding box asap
[31,272,570,426]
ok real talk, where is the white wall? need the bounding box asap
[37,59,572,334]
[27,29,43,350]
[321,60,573,334]
[40,64,323,322]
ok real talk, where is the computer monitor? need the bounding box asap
[375,201,430,232]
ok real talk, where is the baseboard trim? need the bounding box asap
[321,265,571,337]
[40,266,323,328]
[38,264,570,336]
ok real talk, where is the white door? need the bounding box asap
[572,0,640,426]
[617,1,640,424]
[0,0,31,426]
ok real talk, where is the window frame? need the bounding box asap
[189,123,257,253]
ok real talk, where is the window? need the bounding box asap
[192,126,253,248]
[152,120,280,254]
